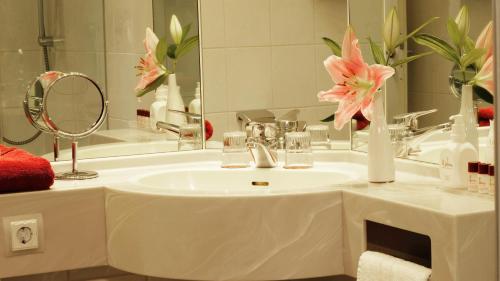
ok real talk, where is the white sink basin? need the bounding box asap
[105,162,361,280]
[135,167,356,195]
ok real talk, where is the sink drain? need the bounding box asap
[252,181,269,187]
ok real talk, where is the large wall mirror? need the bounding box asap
[0,0,493,167]
[349,0,493,165]
[0,0,202,161]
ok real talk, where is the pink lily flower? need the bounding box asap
[318,27,395,130]
[472,56,494,95]
[475,21,493,69]
[135,28,167,92]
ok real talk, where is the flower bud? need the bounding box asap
[455,5,470,39]
[170,15,183,45]
[383,7,400,50]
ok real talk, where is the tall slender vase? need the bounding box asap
[165,73,187,126]
[459,85,479,151]
[368,93,395,183]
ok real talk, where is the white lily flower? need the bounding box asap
[170,15,183,45]
[455,5,470,39]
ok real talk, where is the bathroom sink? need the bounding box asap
[105,162,358,280]
[134,167,357,195]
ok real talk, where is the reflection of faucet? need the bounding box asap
[390,109,451,157]
[156,109,202,136]
[403,123,451,155]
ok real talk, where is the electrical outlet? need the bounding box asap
[2,214,44,255]
[10,219,39,251]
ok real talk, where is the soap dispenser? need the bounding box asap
[188,82,201,114]
[484,119,495,164]
[149,85,168,132]
[439,114,479,188]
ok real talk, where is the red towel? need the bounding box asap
[0,145,54,193]
[478,106,494,126]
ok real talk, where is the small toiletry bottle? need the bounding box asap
[439,115,479,188]
[149,85,168,132]
[467,162,479,192]
[478,163,490,194]
[136,98,150,130]
[489,165,495,195]
[188,82,201,114]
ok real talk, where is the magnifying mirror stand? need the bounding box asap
[53,135,60,161]
[55,139,99,180]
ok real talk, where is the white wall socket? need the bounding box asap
[2,214,44,255]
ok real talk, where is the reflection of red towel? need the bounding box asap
[353,111,370,130]
[0,145,54,193]
[478,107,494,126]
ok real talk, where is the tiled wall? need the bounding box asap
[200,0,350,142]
[407,0,492,127]
[0,0,106,155]
[104,0,155,130]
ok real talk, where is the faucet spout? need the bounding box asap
[247,142,278,168]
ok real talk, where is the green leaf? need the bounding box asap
[447,19,462,48]
[460,48,486,68]
[167,44,177,59]
[322,37,342,56]
[413,33,461,65]
[394,17,439,48]
[175,35,199,59]
[321,113,336,122]
[390,51,433,67]
[181,23,192,43]
[135,74,167,97]
[155,37,168,63]
[464,36,475,53]
[368,37,385,65]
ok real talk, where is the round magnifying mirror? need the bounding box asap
[24,71,66,133]
[27,72,109,180]
[43,73,106,139]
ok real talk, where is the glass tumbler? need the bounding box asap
[221,131,250,168]
[306,124,330,149]
[178,124,202,151]
[284,132,313,169]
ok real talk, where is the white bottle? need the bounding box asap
[188,82,201,114]
[439,114,479,188]
[484,119,495,164]
[165,74,187,127]
[149,85,168,132]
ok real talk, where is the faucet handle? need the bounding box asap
[393,109,437,131]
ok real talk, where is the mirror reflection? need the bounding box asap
[0,0,202,160]
[349,0,493,165]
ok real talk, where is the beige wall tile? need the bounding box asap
[106,53,141,122]
[199,0,225,48]
[270,0,314,45]
[226,47,272,111]
[202,49,227,113]
[104,0,153,53]
[315,45,333,96]
[314,0,347,44]
[348,0,384,42]
[0,0,39,52]
[224,0,270,47]
[205,112,227,141]
[271,45,316,108]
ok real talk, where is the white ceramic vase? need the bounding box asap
[367,93,395,183]
[165,73,187,126]
[459,84,479,151]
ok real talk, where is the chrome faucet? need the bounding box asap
[246,123,278,168]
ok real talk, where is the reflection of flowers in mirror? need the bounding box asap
[134,15,199,98]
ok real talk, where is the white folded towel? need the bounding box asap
[357,251,431,281]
